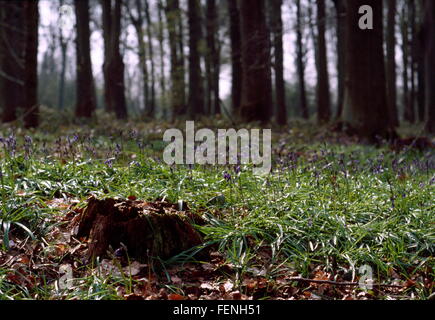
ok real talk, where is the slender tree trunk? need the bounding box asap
[205,0,220,115]
[270,0,287,125]
[424,0,435,133]
[23,0,39,128]
[407,0,416,123]
[127,0,149,116]
[386,0,399,127]
[177,2,185,104]
[157,0,167,117]
[58,41,67,111]
[101,0,113,113]
[316,0,331,123]
[295,0,308,119]
[227,0,242,112]
[0,1,24,123]
[75,0,96,118]
[145,0,156,117]
[165,0,185,118]
[401,2,411,123]
[342,0,393,140]
[57,0,67,111]
[205,1,213,114]
[101,0,127,119]
[239,0,272,122]
[332,0,345,119]
[187,0,204,117]
[416,0,426,123]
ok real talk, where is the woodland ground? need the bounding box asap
[0,109,433,300]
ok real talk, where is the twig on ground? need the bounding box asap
[288,277,404,288]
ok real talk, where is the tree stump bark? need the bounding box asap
[74,197,204,262]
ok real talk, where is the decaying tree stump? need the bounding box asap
[74,197,204,262]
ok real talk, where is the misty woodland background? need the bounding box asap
[0,0,434,136]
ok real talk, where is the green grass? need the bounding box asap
[0,115,433,300]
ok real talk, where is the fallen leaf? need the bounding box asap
[168,293,186,300]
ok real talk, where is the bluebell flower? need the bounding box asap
[234,165,241,174]
[104,158,115,168]
[223,171,231,182]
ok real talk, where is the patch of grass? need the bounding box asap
[0,117,433,300]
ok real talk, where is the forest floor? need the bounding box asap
[0,110,433,300]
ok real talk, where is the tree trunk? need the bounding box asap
[144,0,156,117]
[401,2,411,123]
[0,1,24,123]
[58,41,67,111]
[295,0,308,119]
[205,0,220,115]
[23,0,39,128]
[342,0,393,140]
[57,0,67,111]
[187,0,204,117]
[75,0,96,119]
[227,0,242,112]
[101,0,112,113]
[315,0,331,124]
[332,0,346,119]
[127,0,149,116]
[424,0,435,133]
[416,0,426,123]
[407,0,416,123]
[270,0,287,125]
[239,0,273,123]
[157,0,167,117]
[101,0,127,119]
[165,0,186,118]
[386,0,399,127]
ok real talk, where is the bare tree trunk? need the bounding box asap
[0,1,24,123]
[57,0,68,111]
[315,0,331,123]
[101,0,113,113]
[165,0,186,118]
[239,0,273,123]
[386,0,399,127]
[295,0,308,119]
[126,0,149,116]
[424,0,435,133]
[75,0,96,119]
[187,0,204,117]
[342,0,393,140]
[23,0,39,128]
[227,0,242,112]
[145,0,156,117]
[407,0,416,123]
[58,40,67,111]
[102,0,127,119]
[205,1,213,115]
[401,2,411,123]
[205,0,220,115]
[332,0,345,119]
[157,0,167,117]
[416,0,426,123]
[270,0,287,125]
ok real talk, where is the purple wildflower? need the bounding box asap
[104,158,114,168]
[223,171,231,182]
